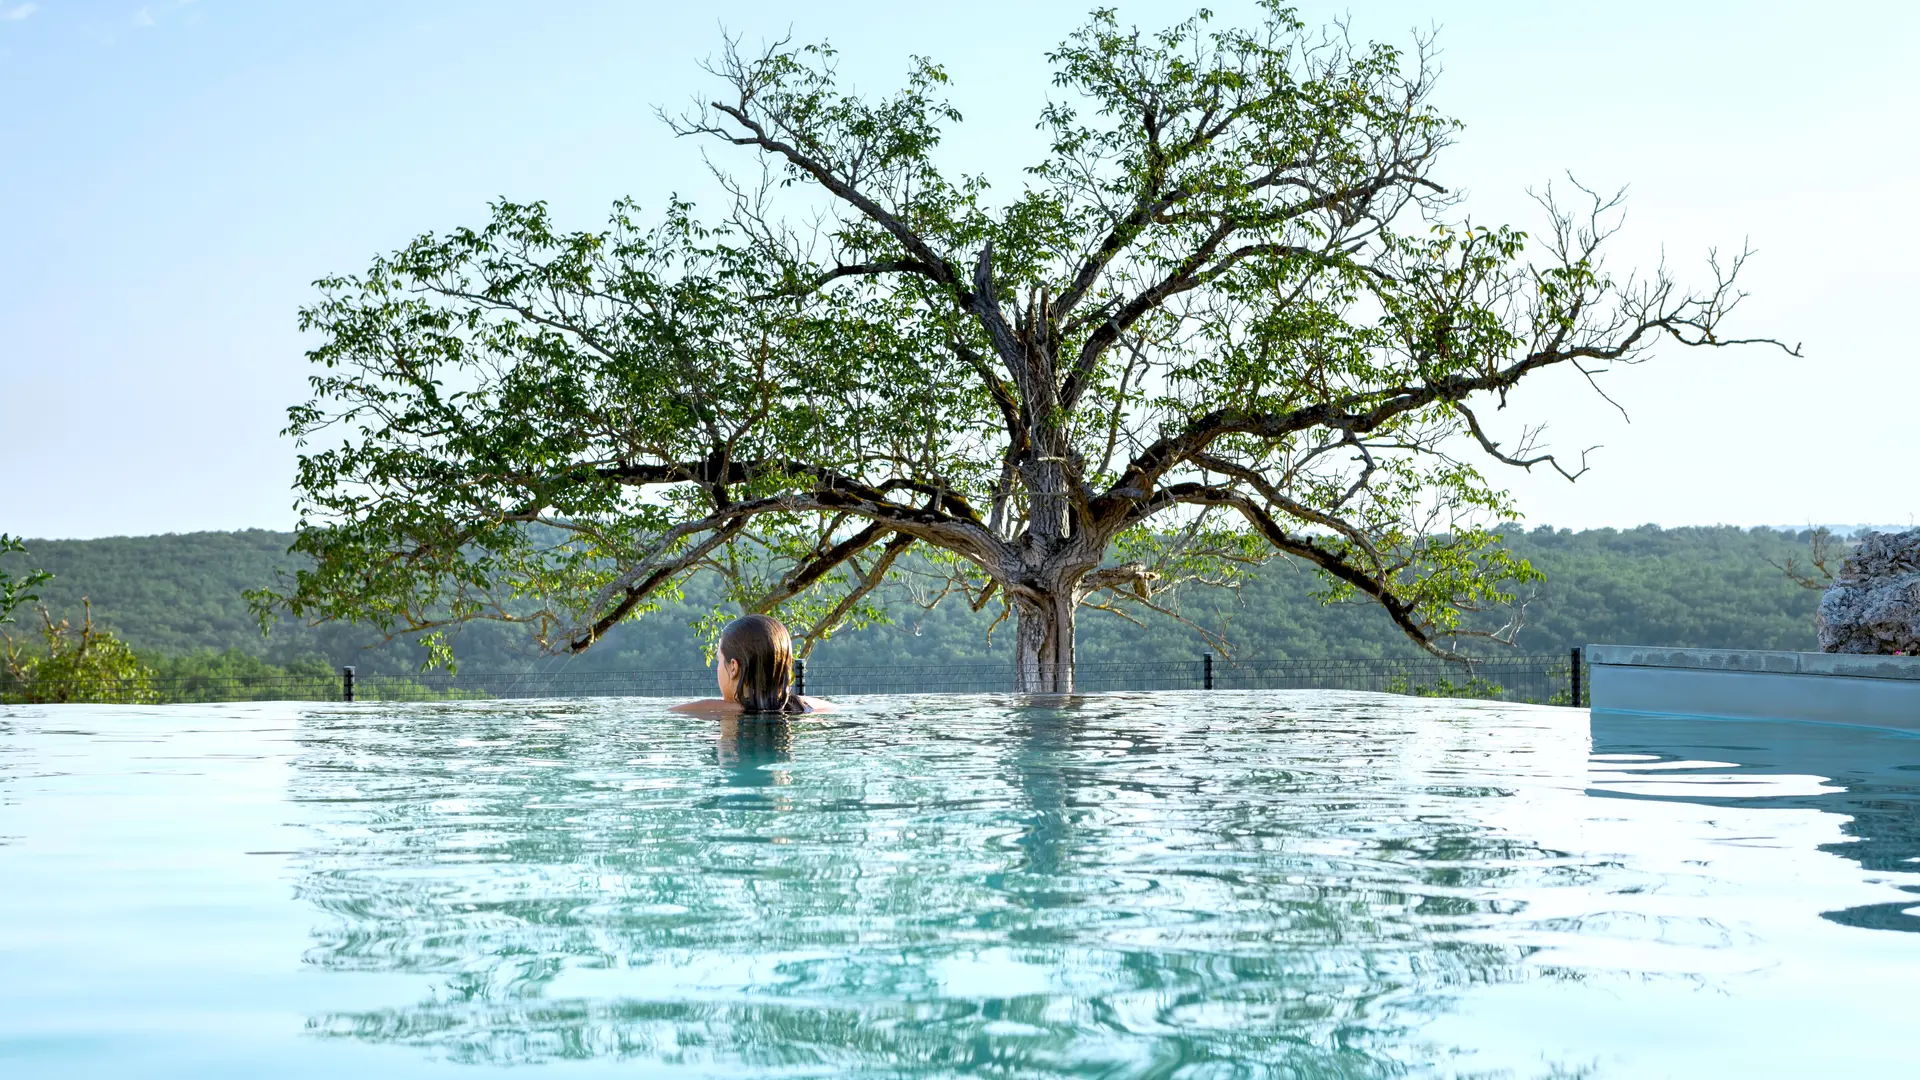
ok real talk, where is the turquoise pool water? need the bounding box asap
[2,692,1916,1078]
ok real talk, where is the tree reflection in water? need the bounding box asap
[288,696,1597,1073]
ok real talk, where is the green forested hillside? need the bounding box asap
[8,525,1822,675]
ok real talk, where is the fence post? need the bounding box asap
[1569,648,1581,709]
[793,657,806,697]
[342,666,355,703]
[1202,652,1213,690]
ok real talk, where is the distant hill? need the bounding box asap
[9,525,1823,675]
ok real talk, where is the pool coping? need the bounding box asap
[1584,644,1920,682]
[1586,644,1920,731]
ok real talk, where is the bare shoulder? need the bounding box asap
[669,699,743,715]
[799,696,835,714]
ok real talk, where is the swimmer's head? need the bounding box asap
[716,614,797,712]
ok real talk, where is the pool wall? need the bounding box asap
[1587,645,1920,731]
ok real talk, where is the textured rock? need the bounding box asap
[1818,528,1920,654]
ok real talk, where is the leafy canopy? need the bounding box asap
[257,5,1789,671]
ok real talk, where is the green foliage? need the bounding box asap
[1384,674,1510,701]
[17,530,498,677]
[348,679,490,703]
[145,649,337,682]
[813,524,1824,666]
[8,526,1821,677]
[253,5,1783,684]
[0,533,53,627]
[3,603,158,705]
[142,649,340,703]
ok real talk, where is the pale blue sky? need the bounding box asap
[2,1,1913,539]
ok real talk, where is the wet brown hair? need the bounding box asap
[718,614,801,713]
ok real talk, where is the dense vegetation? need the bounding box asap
[10,525,1821,678]
[4,536,158,703]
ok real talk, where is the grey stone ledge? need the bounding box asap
[1585,644,1920,683]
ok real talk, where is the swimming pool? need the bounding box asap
[2,692,1916,1077]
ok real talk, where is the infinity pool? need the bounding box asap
[2,693,1916,1077]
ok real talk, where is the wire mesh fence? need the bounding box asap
[3,651,1586,707]
[0,672,344,705]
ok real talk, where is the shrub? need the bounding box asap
[3,601,158,705]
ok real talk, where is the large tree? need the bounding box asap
[263,5,1790,690]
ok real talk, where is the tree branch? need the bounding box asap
[795,531,916,656]
[754,521,891,611]
[696,100,962,294]
[1163,482,1470,661]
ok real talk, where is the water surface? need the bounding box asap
[2,692,1916,1077]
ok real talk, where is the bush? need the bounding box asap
[3,602,158,704]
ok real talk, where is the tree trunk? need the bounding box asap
[1012,588,1077,693]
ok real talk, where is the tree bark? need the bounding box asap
[1012,585,1078,693]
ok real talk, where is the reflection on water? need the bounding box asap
[8,695,1920,1075]
[0,715,18,847]
[1589,714,1920,934]
[288,696,1575,1073]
